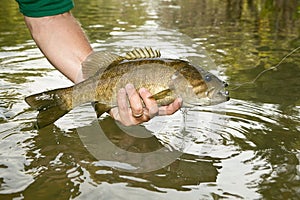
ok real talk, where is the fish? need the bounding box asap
[25,48,229,128]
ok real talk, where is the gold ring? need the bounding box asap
[133,112,143,118]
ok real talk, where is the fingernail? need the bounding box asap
[139,87,147,93]
[177,98,183,105]
[125,83,134,90]
[118,88,126,94]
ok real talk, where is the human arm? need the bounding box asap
[23,11,181,125]
[24,12,91,83]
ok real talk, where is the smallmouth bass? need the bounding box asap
[25,48,229,128]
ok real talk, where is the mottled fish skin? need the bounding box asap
[25,48,229,128]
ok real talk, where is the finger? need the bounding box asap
[117,88,132,124]
[139,88,159,118]
[125,84,144,117]
[158,98,182,115]
[109,107,120,120]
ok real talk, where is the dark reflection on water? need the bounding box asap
[20,118,218,199]
[1,0,300,199]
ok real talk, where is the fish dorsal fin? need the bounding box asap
[82,51,123,79]
[124,47,161,60]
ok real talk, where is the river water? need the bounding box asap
[1,0,300,199]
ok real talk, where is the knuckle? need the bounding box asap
[132,106,143,115]
[149,106,159,117]
[118,99,128,110]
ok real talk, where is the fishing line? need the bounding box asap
[228,46,300,91]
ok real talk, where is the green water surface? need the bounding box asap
[0,0,300,199]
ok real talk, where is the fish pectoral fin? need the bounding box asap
[82,51,124,79]
[124,47,161,60]
[149,89,172,100]
[92,102,111,118]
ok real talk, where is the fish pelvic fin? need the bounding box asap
[25,87,73,129]
[91,102,111,118]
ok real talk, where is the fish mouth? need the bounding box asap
[216,88,230,101]
[184,82,230,107]
[210,82,230,103]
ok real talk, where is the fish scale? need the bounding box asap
[25,48,229,128]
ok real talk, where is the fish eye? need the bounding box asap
[205,74,212,82]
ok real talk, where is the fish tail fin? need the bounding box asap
[25,87,73,129]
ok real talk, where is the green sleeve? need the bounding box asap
[16,0,75,17]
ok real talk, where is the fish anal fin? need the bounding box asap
[36,106,69,129]
[92,102,111,118]
[124,47,161,60]
[149,89,172,100]
[82,51,124,79]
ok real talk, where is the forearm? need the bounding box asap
[24,12,93,83]
[23,12,181,125]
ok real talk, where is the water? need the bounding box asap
[1,0,300,199]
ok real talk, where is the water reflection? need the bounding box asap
[0,0,300,199]
[19,118,218,199]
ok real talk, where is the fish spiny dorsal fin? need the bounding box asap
[124,47,161,60]
[82,51,124,79]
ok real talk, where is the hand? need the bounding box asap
[109,84,182,126]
